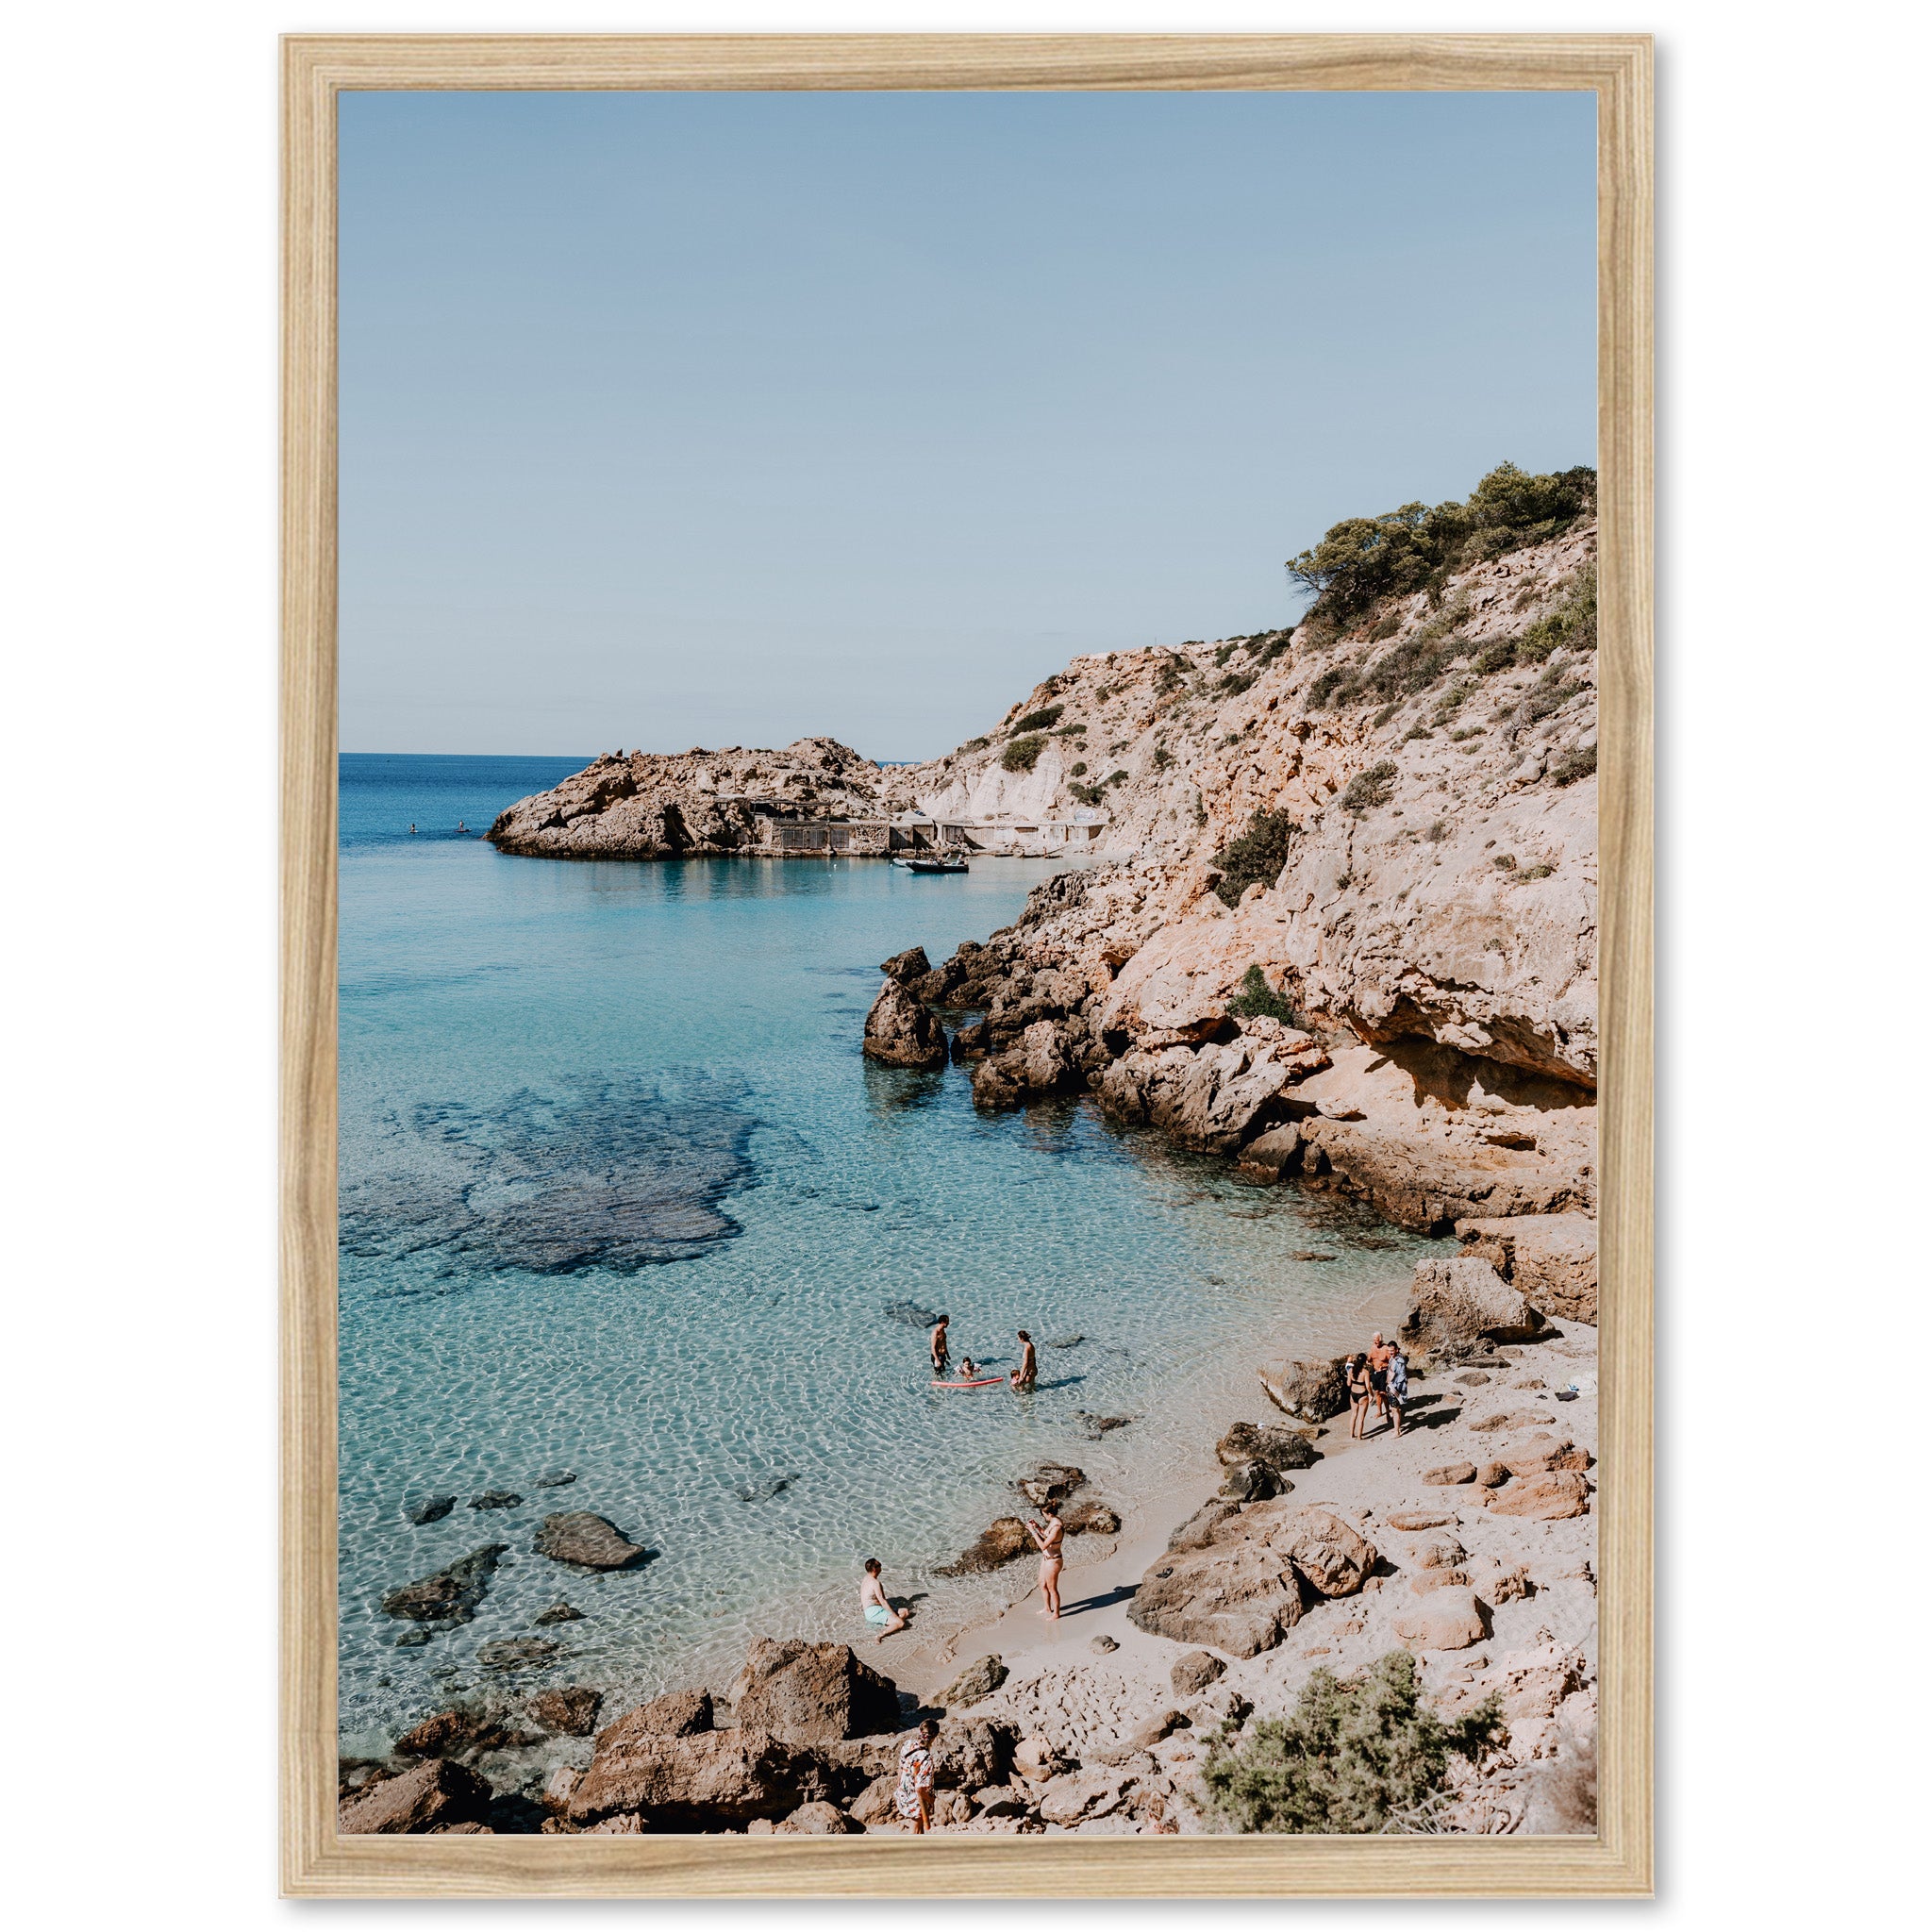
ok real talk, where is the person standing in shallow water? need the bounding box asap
[859,1557,908,1641]
[929,1314,950,1376]
[895,1719,937,1833]
[1009,1328,1037,1391]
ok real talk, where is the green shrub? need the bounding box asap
[1002,734,1047,772]
[1551,743,1597,786]
[1069,780,1106,806]
[1213,808,1300,907]
[1474,635,1519,675]
[1286,463,1596,625]
[1248,630,1294,669]
[1153,746,1174,771]
[1154,658,1185,695]
[1341,760,1398,814]
[1516,666,1587,725]
[1403,724,1432,743]
[1069,761,1088,777]
[1219,670,1257,697]
[961,736,990,753]
[1517,564,1597,662]
[1107,769,1129,787]
[1201,1651,1502,1835]
[1009,705,1063,735]
[1227,963,1297,1022]
[1214,641,1241,666]
[1307,663,1359,709]
[1372,702,1400,728]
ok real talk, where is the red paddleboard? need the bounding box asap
[932,1376,1005,1390]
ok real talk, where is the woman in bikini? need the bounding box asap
[1344,1353,1373,1439]
[859,1558,908,1642]
[1025,1504,1064,1620]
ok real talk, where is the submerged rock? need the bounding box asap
[532,1601,584,1625]
[534,1513,652,1572]
[533,1469,579,1489]
[477,1637,561,1671]
[470,1490,523,1510]
[403,1494,457,1526]
[528,1687,605,1736]
[380,1544,508,1625]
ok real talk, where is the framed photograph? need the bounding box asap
[283,33,1652,1897]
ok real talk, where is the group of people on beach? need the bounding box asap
[1342,1330,1409,1439]
[928,1312,1036,1392]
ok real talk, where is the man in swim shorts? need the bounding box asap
[930,1314,950,1376]
[1368,1332,1395,1430]
[860,1558,908,1641]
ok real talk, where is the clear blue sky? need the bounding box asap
[340,90,1596,758]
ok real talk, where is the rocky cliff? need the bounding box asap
[868,470,1600,1234]
[487,737,889,858]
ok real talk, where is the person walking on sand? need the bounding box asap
[1386,1345,1409,1438]
[929,1314,951,1377]
[859,1557,908,1641]
[895,1719,938,1833]
[1025,1504,1064,1620]
[1345,1353,1373,1438]
[1368,1332,1396,1430]
[1009,1328,1038,1392]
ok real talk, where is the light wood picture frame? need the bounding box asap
[282,31,1652,1898]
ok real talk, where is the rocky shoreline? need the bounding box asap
[339,1248,1598,1838]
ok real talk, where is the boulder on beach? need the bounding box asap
[594,1688,715,1754]
[1257,1357,1349,1424]
[937,1516,1034,1575]
[1166,1498,1241,1553]
[339,1757,492,1836]
[569,1724,808,1829]
[861,978,948,1070]
[379,1544,508,1625]
[1457,1211,1598,1324]
[1276,1507,1378,1598]
[1216,1421,1319,1473]
[1219,1459,1279,1502]
[1129,1539,1305,1657]
[728,1638,903,1747]
[534,1512,652,1571]
[1425,1462,1478,1486]
[940,1656,1008,1709]
[1392,1586,1489,1651]
[1171,1650,1226,1696]
[1060,1498,1122,1536]
[1487,1471,1591,1519]
[776,1800,857,1834]
[949,1017,991,1061]
[392,1708,509,1761]
[1234,1123,1303,1183]
[1402,1257,1546,1358]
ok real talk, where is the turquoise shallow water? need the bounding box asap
[338,755,1443,1743]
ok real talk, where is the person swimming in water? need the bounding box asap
[957,1356,980,1382]
[859,1558,908,1641]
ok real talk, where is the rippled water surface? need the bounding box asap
[338,754,1444,1744]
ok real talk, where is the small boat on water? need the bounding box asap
[892,854,971,874]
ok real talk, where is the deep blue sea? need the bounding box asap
[337,753,1441,1747]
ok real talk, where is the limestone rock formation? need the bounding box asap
[1403,1257,1546,1360]
[860,978,948,1071]
[339,1758,492,1836]
[487,738,889,859]
[1257,1356,1350,1424]
[1457,1211,1599,1324]
[568,1724,807,1829]
[527,1687,604,1736]
[727,1639,903,1747]
[1216,1420,1320,1474]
